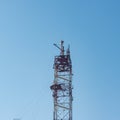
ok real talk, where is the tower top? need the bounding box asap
[53,40,70,56]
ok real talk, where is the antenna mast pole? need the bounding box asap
[50,40,73,120]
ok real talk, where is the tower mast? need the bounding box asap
[50,40,73,120]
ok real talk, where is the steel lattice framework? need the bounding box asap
[50,41,73,120]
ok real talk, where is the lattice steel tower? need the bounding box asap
[50,41,73,120]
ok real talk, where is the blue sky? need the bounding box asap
[0,0,120,120]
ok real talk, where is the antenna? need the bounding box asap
[53,40,64,55]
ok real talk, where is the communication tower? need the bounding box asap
[50,40,73,120]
